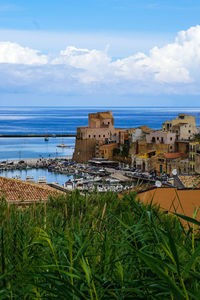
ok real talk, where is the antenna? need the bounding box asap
[172,169,177,176]
[155,180,162,188]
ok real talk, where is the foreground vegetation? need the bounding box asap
[0,192,200,299]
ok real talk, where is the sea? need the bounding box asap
[0,106,199,184]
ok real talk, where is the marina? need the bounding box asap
[0,156,173,192]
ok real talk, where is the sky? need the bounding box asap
[1,0,200,106]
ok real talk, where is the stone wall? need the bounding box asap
[137,141,174,154]
[73,139,96,163]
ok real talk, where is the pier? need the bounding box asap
[0,134,76,138]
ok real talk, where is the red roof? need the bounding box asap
[137,187,200,225]
[164,153,187,159]
[0,176,62,204]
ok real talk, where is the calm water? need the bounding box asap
[0,106,199,161]
[0,137,75,161]
[0,168,72,185]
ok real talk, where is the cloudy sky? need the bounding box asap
[1,0,200,106]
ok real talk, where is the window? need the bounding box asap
[170,137,172,141]
[94,135,96,138]
[157,137,159,140]
[103,135,105,137]
[99,135,101,137]
[188,130,191,133]
[89,135,91,138]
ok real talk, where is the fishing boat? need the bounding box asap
[38,177,47,184]
[26,175,34,182]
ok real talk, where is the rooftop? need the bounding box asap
[178,175,200,188]
[137,187,200,223]
[0,176,62,204]
[164,153,187,159]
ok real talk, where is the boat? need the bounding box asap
[44,137,49,141]
[26,175,34,182]
[38,177,47,184]
[56,144,68,148]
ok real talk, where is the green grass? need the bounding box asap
[0,191,200,299]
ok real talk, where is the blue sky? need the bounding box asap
[1,0,200,106]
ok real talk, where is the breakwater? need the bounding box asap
[0,134,76,138]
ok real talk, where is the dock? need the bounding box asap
[0,134,76,138]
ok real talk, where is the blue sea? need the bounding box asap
[0,106,200,161]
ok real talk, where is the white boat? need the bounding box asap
[38,177,47,184]
[26,175,34,182]
[57,144,68,148]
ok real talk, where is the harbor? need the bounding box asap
[0,156,174,192]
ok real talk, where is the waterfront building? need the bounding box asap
[73,111,128,163]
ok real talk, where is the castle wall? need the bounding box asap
[73,139,96,163]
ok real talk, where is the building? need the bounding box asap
[73,111,128,163]
[131,150,157,172]
[151,152,188,175]
[188,141,200,174]
[146,130,176,145]
[97,142,118,160]
[129,126,153,143]
[162,113,196,131]
[162,114,197,141]
[146,130,176,152]
[76,111,115,141]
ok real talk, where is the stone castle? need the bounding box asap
[73,111,128,162]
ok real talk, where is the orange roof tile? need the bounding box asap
[178,175,200,188]
[137,187,200,223]
[164,153,187,159]
[0,176,63,203]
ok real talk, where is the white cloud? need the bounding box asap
[53,46,112,83]
[0,42,48,65]
[1,25,200,95]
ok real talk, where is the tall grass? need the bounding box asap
[0,191,200,299]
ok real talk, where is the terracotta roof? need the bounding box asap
[137,187,200,223]
[0,176,63,203]
[164,153,187,159]
[178,175,200,188]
